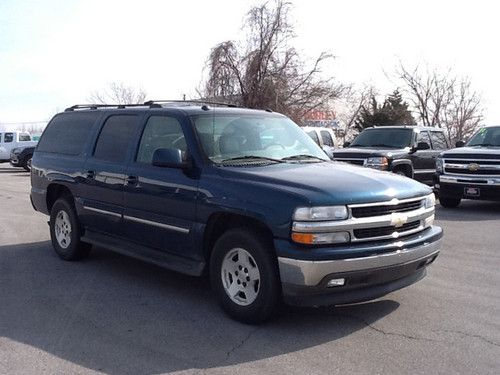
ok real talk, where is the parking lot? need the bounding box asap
[0,163,499,374]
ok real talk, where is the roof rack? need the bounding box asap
[65,103,162,111]
[144,99,238,108]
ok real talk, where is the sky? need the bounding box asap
[0,0,498,128]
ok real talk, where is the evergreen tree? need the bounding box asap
[355,90,415,130]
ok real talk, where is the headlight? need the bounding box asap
[293,206,348,221]
[436,157,444,173]
[424,193,436,209]
[291,231,351,245]
[365,156,389,170]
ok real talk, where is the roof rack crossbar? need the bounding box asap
[65,103,161,111]
[144,99,238,108]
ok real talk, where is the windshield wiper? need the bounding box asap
[281,154,325,162]
[368,144,399,148]
[221,155,285,164]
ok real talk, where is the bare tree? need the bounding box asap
[396,64,483,143]
[201,0,344,123]
[334,85,375,143]
[89,82,147,104]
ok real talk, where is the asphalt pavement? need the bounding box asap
[0,164,499,374]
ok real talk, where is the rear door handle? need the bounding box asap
[86,170,95,179]
[127,175,138,185]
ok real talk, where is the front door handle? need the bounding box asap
[127,175,138,185]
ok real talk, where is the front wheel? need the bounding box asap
[49,198,91,260]
[439,196,461,208]
[210,228,281,324]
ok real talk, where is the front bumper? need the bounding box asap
[278,228,442,306]
[435,175,500,201]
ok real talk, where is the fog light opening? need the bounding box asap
[327,278,345,287]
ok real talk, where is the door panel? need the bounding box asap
[411,131,435,183]
[123,115,199,259]
[78,114,143,236]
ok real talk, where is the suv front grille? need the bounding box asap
[444,157,500,177]
[334,158,365,166]
[351,200,423,218]
[353,221,421,239]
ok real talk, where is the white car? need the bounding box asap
[301,126,337,158]
[0,131,38,162]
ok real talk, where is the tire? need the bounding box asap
[210,228,281,324]
[23,157,32,172]
[393,168,410,177]
[439,196,461,208]
[49,197,91,261]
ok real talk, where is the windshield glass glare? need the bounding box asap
[350,128,414,148]
[191,114,329,163]
[467,126,500,147]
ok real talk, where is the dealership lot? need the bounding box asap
[0,164,499,374]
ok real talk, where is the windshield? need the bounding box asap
[191,113,329,164]
[350,128,414,148]
[467,127,500,147]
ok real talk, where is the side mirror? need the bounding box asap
[343,141,350,148]
[455,140,465,148]
[152,148,188,168]
[416,141,431,151]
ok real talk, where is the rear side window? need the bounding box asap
[19,133,31,141]
[320,130,334,147]
[4,133,14,143]
[94,115,141,163]
[307,130,320,145]
[37,113,97,155]
[430,131,448,150]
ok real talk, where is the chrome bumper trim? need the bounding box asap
[439,175,500,186]
[278,237,441,287]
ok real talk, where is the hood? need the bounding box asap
[442,146,500,158]
[332,147,410,159]
[217,161,431,206]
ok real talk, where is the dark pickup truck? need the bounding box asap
[332,126,449,185]
[10,145,35,171]
[31,102,442,323]
[435,125,500,207]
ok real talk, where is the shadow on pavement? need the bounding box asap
[0,167,26,174]
[436,200,500,222]
[1,241,399,374]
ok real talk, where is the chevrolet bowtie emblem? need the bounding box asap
[391,213,408,228]
[467,163,480,172]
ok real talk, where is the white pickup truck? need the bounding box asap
[0,131,38,162]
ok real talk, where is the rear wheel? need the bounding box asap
[49,197,91,260]
[439,196,461,208]
[23,157,32,172]
[210,228,281,324]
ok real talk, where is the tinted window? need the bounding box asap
[4,133,14,143]
[351,128,413,148]
[468,126,500,147]
[430,131,448,150]
[19,133,31,141]
[94,115,140,162]
[306,130,320,145]
[37,113,98,155]
[137,116,186,163]
[321,130,334,147]
[417,131,431,146]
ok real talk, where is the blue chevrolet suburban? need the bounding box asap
[31,101,442,323]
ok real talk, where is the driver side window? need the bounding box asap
[137,116,187,164]
[417,131,431,147]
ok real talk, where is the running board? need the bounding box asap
[81,230,205,276]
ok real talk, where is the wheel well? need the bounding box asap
[46,184,73,212]
[203,213,274,262]
[393,163,413,178]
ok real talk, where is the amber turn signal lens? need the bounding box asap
[291,232,315,244]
